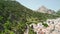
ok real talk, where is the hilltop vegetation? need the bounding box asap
[56,10,60,16]
[0,0,60,34]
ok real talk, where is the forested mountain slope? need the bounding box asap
[0,0,59,34]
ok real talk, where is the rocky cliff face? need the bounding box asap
[37,6,55,14]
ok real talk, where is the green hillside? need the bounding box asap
[0,0,59,34]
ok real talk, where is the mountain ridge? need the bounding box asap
[37,5,55,14]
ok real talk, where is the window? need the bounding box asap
[52,21,54,24]
[48,21,50,23]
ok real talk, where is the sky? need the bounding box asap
[16,0,60,11]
